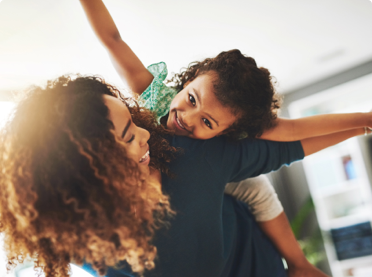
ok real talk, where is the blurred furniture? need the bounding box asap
[288,73,372,277]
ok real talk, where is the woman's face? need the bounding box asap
[103,95,151,176]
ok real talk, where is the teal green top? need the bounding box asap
[138,62,178,123]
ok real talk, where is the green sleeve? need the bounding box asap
[138,62,178,123]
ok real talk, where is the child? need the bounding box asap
[79,0,370,275]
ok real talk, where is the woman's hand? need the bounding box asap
[287,261,330,277]
[258,212,330,277]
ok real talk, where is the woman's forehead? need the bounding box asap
[103,95,131,130]
[103,95,128,113]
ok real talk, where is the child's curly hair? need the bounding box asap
[169,49,281,140]
[0,75,176,277]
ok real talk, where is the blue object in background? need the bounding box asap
[331,222,372,260]
[344,159,357,180]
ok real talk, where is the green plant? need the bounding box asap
[290,197,326,266]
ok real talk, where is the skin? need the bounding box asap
[167,73,236,139]
[103,95,151,177]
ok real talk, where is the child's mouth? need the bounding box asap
[171,112,191,136]
[176,114,185,129]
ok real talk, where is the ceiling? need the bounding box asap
[1,0,372,95]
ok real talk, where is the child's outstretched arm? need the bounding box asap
[79,0,153,94]
[302,127,364,156]
[260,112,371,141]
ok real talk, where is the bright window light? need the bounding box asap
[0,101,15,129]
[16,264,94,277]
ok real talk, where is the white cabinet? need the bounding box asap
[288,73,372,277]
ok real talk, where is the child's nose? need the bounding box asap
[182,111,197,128]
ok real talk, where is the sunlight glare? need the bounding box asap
[0,101,16,129]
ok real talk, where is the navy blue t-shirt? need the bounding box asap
[83,136,304,277]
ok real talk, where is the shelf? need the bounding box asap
[312,178,362,199]
[287,73,372,277]
[326,212,372,230]
[338,255,372,270]
[315,189,370,225]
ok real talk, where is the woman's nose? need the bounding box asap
[140,127,150,146]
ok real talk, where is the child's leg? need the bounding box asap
[224,175,283,222]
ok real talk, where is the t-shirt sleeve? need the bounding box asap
[205,137,305,183]
[138,62,178,123]
[224,175,283,222]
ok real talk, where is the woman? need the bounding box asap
[0,75,176,277]
[1,75,357,277]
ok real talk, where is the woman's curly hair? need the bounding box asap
[168,49,282,140]
[0,75,177,277]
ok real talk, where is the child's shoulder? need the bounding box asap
[147,62,168,81]
[139,62,178,122]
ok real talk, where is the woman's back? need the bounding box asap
[89,135,303,276]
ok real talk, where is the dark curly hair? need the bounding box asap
[168,49,281,139]
[0,75,177,277]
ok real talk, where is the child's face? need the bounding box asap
[167,73,237,139]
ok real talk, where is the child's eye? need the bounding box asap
[203,118,212,129]
[127,134,135,143]
[189,94,196,106]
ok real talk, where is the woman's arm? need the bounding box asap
[225,175,283,222]
[260,112,371,141]
[79,0,153,94]
[301,127,364,156]
[225,177,329,276]
[259,212,330,277]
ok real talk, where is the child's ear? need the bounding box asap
[216,130,228,137]
[216,124,236,137]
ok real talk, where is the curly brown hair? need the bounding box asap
[168,49,281,139]
[0,75,177,277]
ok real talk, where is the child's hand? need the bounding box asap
[287,262,330,277]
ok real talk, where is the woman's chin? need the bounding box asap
[140,165,150,178]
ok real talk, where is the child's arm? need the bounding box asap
[302,127,364,156]
[79,0,153,94]
[260,112,371,141]
[259,212,330,277]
